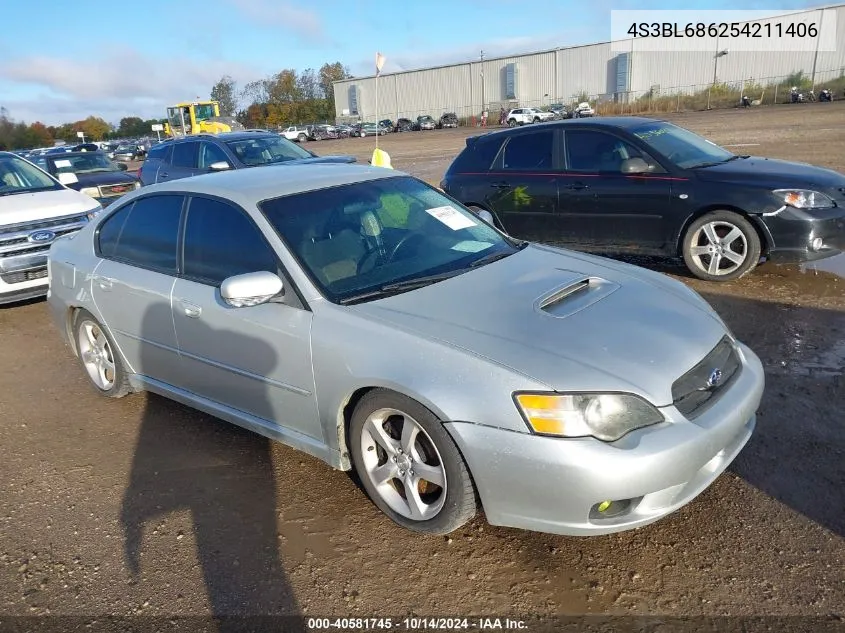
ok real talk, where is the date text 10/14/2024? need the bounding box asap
[307,617,528,630]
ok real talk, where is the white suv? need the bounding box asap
[506,108,555,126]
[281,126,311,142]
[0,152,101,305]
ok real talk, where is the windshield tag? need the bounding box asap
[54,160,72,168]
[426,205,476,230]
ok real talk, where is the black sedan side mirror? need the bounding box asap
[620,157,650,174]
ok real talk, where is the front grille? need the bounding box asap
[1,267,48,284]
[99,182,136,197]
[671,336,742,419]
[0,213,89,258]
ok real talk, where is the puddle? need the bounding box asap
[773,332,845,377]
[799,253,845,280]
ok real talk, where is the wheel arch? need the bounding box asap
[675,204,773,257]
[337,384,453,471]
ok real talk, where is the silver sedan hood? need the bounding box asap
[352,245,729,406]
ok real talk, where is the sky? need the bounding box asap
[0,0,829,126]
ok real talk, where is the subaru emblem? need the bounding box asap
[706,368,723,389]
[28,229,56,244]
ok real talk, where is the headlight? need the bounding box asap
[134,182,141,189]
[80,187,100,198]
[514,392,664,442]
[773,189,835,209]
[86,205,103,220]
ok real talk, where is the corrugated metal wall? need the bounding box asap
[334,3,845,119]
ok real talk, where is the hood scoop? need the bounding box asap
[536,275,620,319]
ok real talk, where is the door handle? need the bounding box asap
[95,277,113,291]
[490,181,512,190]
[567,182,589,191]
[159,172,169,179]
[179,301,202,318]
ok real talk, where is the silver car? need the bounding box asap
[47,164,765,537]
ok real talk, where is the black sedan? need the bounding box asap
[441,117,845,281]
[30,150,140,207]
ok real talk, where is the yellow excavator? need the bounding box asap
[163,100,245,137]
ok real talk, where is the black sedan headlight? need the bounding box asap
[773,189,836,210]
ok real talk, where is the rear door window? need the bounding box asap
[171,142,199,169]
[103,195,184,274]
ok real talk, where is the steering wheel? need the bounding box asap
[388,233,426,262]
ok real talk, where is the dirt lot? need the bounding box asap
[2,104,844,631]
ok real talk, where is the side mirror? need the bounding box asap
[474,208,495,224]
[220,271,283,308]
[57,172,79,186]
[118,163,128,171]
[209,161,231,171]
[620,157,650,174]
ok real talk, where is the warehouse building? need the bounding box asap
[333,3,845,122]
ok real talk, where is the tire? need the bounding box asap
[297,133,307,142]
[349,389,477,535]
[533,117,541,123]
[681,210,761,281]
[507,119,517,127]
[73,309,131,398]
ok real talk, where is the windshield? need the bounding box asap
[226,136,312,166]
[0,154,62,196]
[50,153,119,174]
[631,122,734,169]
[260,176,517,304]
[193,103,216,122]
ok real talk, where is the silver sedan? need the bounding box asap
[47,164,764,536]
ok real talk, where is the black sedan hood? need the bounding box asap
[693,156,845,189]
[68,171,139,189]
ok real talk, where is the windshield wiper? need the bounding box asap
[338,270,466,305]
[691,155,747,169]
[469,249,515,267]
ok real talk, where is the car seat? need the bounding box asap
[299,214,367,286]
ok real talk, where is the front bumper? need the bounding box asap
[759,205,845,263]
[444,342,764,536]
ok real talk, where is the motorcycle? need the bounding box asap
[819,89,833,102]
[741,95,751,107]
[790,87,804,103]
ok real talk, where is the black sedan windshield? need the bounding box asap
[260,176,518,304]
[226,136,312,166]
[49,153,120,174]
[631,122,734,169]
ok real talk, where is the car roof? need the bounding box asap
[469,116,661,142]
[132,163,407,206]
[44,151,107,159]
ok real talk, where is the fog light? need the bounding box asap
[590,498,632,520]
[810,237,824,251]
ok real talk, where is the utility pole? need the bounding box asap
[480,50,485,116]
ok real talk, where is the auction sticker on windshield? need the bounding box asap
[426,206,476,230]
[54,160,72,168]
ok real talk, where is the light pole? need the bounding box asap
[480,50,485,120]
[707,49,729,110]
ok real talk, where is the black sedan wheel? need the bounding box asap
[682,210,761,281]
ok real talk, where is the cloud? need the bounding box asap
[225,0,326,42]
[0,50,266,125]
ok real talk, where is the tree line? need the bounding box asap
[0,60,350,150]
[211,61,351,129]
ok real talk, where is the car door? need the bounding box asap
[197,142,233,172]
[90,194,184,386]
[171,195,321,440]
[159,141,200,183]
[561,128,673,253]
[483,127,561,243]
